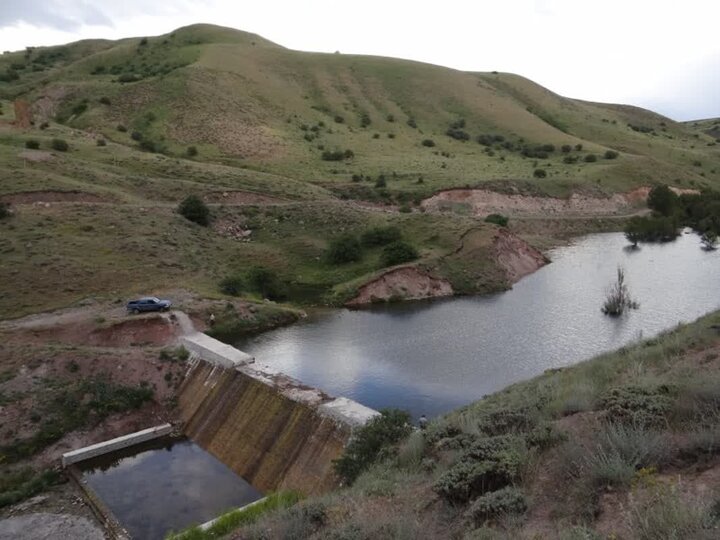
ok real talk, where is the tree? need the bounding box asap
[647,184,678,217]
[177,195,210,226]
[602,267,639,316]
[326,234,362,264]
[624,216,644,247]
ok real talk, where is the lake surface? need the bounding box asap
[238,232,720,419]
[80,438,262,540]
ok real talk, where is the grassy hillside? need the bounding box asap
[0,24,718,317]
[223,310,720,539]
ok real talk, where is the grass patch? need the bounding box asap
[0,467,63,508]
[166,491,302,539]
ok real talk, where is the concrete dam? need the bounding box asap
[178,330,379,495]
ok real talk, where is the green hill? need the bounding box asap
[0,24,718,317]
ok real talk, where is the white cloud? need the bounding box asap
[1,0,718,120]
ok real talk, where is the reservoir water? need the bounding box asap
[238,232,720,419]
[79,438,262,540]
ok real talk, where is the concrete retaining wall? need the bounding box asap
[181,332,254,368]
[61,424,173,467]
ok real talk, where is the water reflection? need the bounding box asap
[239,233,720,419]
[80,439,261,540]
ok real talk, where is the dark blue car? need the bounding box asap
[126,297,172,314]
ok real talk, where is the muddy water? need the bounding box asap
[238,232,720,419]
[79,438,261,540]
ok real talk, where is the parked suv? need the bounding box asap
[126,297,172,314]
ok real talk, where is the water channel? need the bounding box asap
[79,438,262,540]
[238,232,720,419]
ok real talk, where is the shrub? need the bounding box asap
[99,96,111,105]
[333,409,412,484]
[177,195,210,226]
[407,118,417,128]
[561,144,572,153]
[0,202,10,220]
[360,113,371,127]
[219,275,244,296]
[386,114,395,122]
[139,139,158,152]
[584,154,597,162]
[604,150,619,159]
[563,155,579,164]
[96,138,106,147]
[374,177,386,188]
[321,149,353,161]
[629,487,719,540]
[361,226,402,247]
[464,487,527,524]
[25,139,40,149]
[485,214,509,227]
[326,234,362,264]
[602,267,639,316]
[421,139,435,147]
[117,73,140,83]
[117,124,127,132]
[186,146,198,157]
[130,130,143,141]
[51,138,68,151]
[575,144,583,151]
[334,115,344,123]
[600,386,673,427]
[446,128,470,141]
[247,266,284,300]
[381,241,419,267]
[533,168,547,178]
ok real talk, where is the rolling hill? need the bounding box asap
[0,23,718,317]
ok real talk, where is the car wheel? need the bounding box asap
[131,308,139,315]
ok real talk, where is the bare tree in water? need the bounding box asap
[602,267,639,316]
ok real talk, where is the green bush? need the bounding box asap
[407,118,417,128]
[178,195,210,226]
[386,114,395,122]
[117,124,127,132]
[381,241,419,267]
[334,115,344,123]
[533,168,547,178]
[623,215,679,243]
[131,130,143,141]
[51,138,69,152]
[333,409,412,484]
[326,234,362,264]
[247,266,284,300]
[561,144,572,153]
[600,385,673,427]
[421,139,436,147]
[0,202,10,220]
[219,275,244,296]
[96,138,106,147]
[361,226,402,247]
[484,214,509,227]
[647,184,679,217]
[374,177,386,188]
[186,146,198,157]
[321,149,353,161]
[99,96,111,105]
[0,468,62,509]
[464,487,527,524]
[584,154,597,162]
[446,128,470,141]
[604,150,619,159]
[25,139,40,149]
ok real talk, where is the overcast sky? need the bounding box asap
[1,0,718,121]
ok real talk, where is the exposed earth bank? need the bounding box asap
[346,227,548,306]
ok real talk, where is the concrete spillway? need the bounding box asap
[178,332,379,495]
